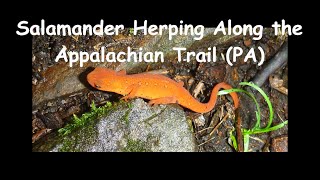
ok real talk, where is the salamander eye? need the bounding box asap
[95,84,101,89]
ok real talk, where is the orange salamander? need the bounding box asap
[87,67,239,113]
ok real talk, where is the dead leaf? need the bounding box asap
[269,75,288,95]
[193,81,205,98]
[32,128,52,143]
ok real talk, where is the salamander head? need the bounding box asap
[87,67,117,91]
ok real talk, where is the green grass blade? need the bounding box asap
[249,121,288,134]
[243,134,250,152]
[228,128,238,151]
[239,82,274,128]
[219,88,261,129]
[217,82,286,152]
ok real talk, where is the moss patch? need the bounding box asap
[58,101,113,136]
[56,100,136,152]
[122,138,150,152]
[58,118,99,152]
[59,138,77,152]
[57,101,117,151]
[186,117,194,133]
[122,102,132,125]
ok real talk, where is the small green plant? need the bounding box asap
[218,82,288,152]
[129,28,134,35]
[186,117,194,133]
[58,101,112,136]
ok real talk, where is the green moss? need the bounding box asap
[186,117,194,133]
[122,102,132,125]
[58,101,113,136]
[123,110,130,125]
[57,100,136,152]
[129,28,134,35]
[58,118,98,152]
[122,138,150,152]
[127,102,133,108]
[56,101,116,152]
[59,138,76,152]
[122,134,158,152]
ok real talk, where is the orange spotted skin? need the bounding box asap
[87,67,239,113]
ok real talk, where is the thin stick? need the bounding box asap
[198,114,228,146]
[209,113,228,138]
[235,108,244,152]
[196,126,214,134]
[195,106,224,134]
[249,136,265,143]
[277,112,285,123]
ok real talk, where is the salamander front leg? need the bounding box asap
[148,96,178,106]
[120,84,139,102]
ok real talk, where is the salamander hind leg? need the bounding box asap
[148,96,178,106]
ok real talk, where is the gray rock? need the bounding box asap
[33,99,197,152]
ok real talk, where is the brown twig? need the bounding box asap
[235,108,243,152]
[198,113,229,147]
[252,41,288,87]
[208,113,228,139]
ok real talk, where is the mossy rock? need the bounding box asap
[33,99,197,152]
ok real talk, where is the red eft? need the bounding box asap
[87,67,239,113]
